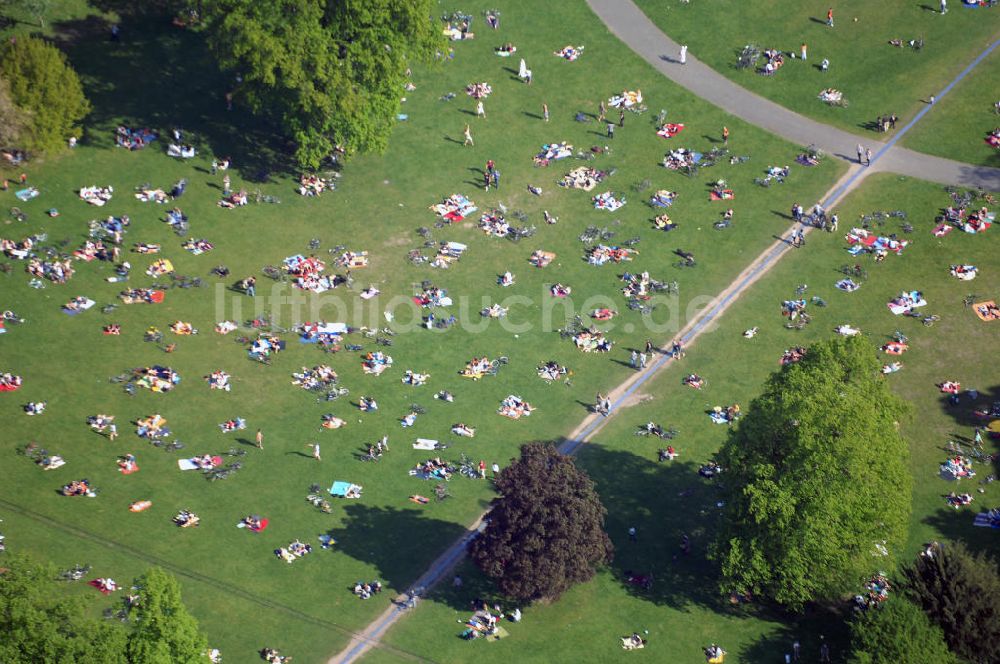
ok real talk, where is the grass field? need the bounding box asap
[901,46,1000,166]
[0,1,844,662]
[375,173,1000,662]
[632,0,1000,165]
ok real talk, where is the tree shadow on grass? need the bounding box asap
[739,606,850,664]
[921,506,1000,557]
[575,444,730,612]
[330,503,469,597]
[51,4,290,180]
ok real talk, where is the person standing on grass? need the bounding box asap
[619,107,625,128]
[308,442,321,461]
[800,42,807,60]
[476,99,485,119]
[645,339,654,354]
[463,124,474,146]
[826,7,834,27]
[222,174,231,197]
[255,429,263,450]
[598,100,607,122]
[940,0,947,14]
[492,169,501,190]
[542,103,549,122]
[607,122,615,139]
[679,44,688,64]
[245,276,256,298]
[722,126,729,145]
[108,423,118,441]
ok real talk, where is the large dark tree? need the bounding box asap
[200,0,442,168]
[0,36,89,154]
[847,596,956,664]
[470,442,614,602]
[904,541,1000,664]
[0,555,128,663]
[711,336,911,609]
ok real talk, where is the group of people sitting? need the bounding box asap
[173,510,200,527]
[759,48,785,75]
[27,257,74,283]
[461,356,494,380]
[79,185,114,206]
[274,540,312,563]
[61,479,95,496]
[586,245,637,265]
[362,352,393,375]
[573,328,612,353]
[292,365,338,390]
[205,370,231,391]
[709,404,741,425]
[402,369,430,386]
[412,457,453,480]
[854,573,891,612]
[498,394,535,419]
[352,580,383,599]
[537,360,569,381]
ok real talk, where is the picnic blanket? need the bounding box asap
[412,439,440,450]
[62,298,95,315]
[593,191,625,211]
[329,481,363,498]
[887,290,926,315]
[15,187,39,202]
[973,510,1000,528]
[429,194,477,222]
[177,456,222,470]
[709,189,735,201]
[656,123,685,139]
[974,300,1000,321]
[649,190,676,207]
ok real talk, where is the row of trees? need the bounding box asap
[0,557,208,663]
[848,542,1000,664]
[197,0,443,168]
[0,36,89,154]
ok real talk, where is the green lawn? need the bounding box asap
[901,46,1000,166]
[376,173,1000,663]
[0,0,842,662]
[632,0,1000,164]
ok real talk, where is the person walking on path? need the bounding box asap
[476,100,485,119]
[722,126,729,145]
[463,124,474,146]
[940,0,947,14]
[630,350,639,369]
[800,43,807,61]
[255,429,263,450]
[639,352,648,369]
[679,44,688,64]
[308,442,321,461]
[856,143,865,164]
[826,7,834,27]
[865,147,873,166]
[607,122,615,139]
[645,339,654,355]
[542,103,549,122]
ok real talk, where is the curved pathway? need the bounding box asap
[585,0,1000,191]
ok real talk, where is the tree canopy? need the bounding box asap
[847,596,956,664]
[904,541,1000,664]
[200,0,443,168]
[0,555,128,664]
[711,336,911,609]
[470,442,614,602]
[126,567,208,664]
[0,36,89,154]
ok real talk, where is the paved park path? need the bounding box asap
[331,7,1000,663]
[586,0,1000,191]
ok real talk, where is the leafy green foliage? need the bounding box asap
[847,596,956,664]
[470,442,614,602]
[126,567,208,664]
[712,336,912,609]
[0,36,89,154]
[0,75,28,148]
[0,555,128,664]
[201,0,443,168]
[904,541,1000,664]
